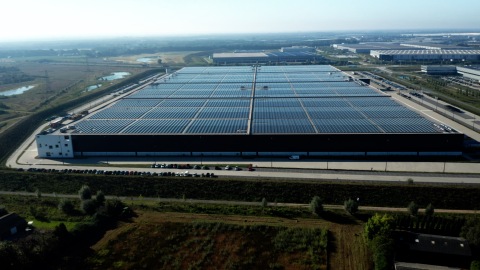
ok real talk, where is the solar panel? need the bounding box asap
[74,65,445,135]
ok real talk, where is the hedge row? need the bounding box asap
[1,170,480,210]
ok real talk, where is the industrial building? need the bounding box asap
[457,66,480,82]
[332,42,473,54]
[420,65,457,75]
[332,43,407,54]
[212,50,318,65]
[35,65,463,159]
[370,50,480,61]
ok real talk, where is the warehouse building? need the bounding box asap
[212,51,318,65]
[457,65,480,82]
[370,50,480,61]
[333,43,410,54]
[35,65,463,159]
[420,65,457,75]
[333,42,473,54]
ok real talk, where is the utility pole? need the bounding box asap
[44,70,51,92]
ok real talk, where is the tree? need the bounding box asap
[81,199,97,215]
[344,198,359,215]
[58,199,75,215]
[407,201,419,217]
[371,235,394,270]
[79,185,92,200]
[461,217,480,247]
[157,58,162,65]
[310,196,323,215]
[261,197,268,208]
[35,188,42,199]
[95,190,105,206]
[364,213,395,241]
[425,203,434,217]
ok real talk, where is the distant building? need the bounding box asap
[333,42,473,54]
[0,213,27,240]
[457,66,480,82]
[212,51,319,65]
[333,43,410,54]
[280,46,315,52]
[370,50,480,61]
[421,65,457,75]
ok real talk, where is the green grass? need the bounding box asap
[32,220,78,231]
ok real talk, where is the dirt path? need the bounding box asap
[328,224,370,270]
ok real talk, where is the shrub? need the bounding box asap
[309,196,323,215]
[95,190,105,206]
[58,199,75,215]
[425,203,434,217]
[81,199,97,215]
[407,201,419,217]
[364,213,394,241]
[261,198,267,208]
[344,198,359,215]
[79,185,92,201]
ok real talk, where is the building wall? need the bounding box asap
[67,133,464,158]
[36,134,74,158]
[457,66,480,81]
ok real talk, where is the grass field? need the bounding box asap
[0,193,371,269]
[0,58,144,130]
[111,51,200,65]
[87,210,367,270]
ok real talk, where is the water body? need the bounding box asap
[99,72,130,81]
[137,57,155,63]
[0,85,35,96]
[85,84,102,92]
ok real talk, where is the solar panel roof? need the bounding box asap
[73,65,449,135]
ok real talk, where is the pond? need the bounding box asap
[0,85,35,96]
[137,57,156,63]
[99,72,130,81]
[85,84,102,92]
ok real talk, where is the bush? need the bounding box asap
[58,199,75,215]
[95,190,105,206]
[81,199,97,215]
[364,213,394,241]
[261,197,267,208]
[309,196,323,215]
[371,235,394,270]
[461,217,480,247]
[79,185,92,200]
[425,203,434,217]
[344,198,359,215]
[407,201,419,217]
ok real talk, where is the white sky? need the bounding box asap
[1,0,479,41]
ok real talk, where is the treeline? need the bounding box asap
[0,69,162,165]
[0,199,132,270]
[0,66,34,85]
[2,170,480,209]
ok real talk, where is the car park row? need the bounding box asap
[20,167,218,178]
